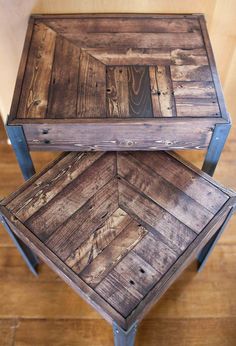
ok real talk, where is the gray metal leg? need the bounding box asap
[197,207,234,272]
[197,123,231,271]
[5,124,39,274]
[202,123,231,176]
[0,215,38,276]
[6,125,36,180]
[113,322,137,346]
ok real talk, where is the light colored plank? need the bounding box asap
[80,220,147,287]
[156,66,176,116]
[66,208,131,272]
[171,65,212,81]
[106,66,129,117]
[149,66,161,116]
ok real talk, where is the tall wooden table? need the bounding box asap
[5,14,231,277]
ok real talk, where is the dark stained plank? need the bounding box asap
[95,269,142,317]
[133,233,177,274]
[130,152,229,214]
[171,65,212,81]
[9,152,103,221]
[127,66,153,117]
[96,251,160,317]
[24,153,116,240]
[80,220,147,287]
[171,48,208,65]
[173,81,217,98]
[77,52,106,117]
[175,99,220,117]
[117,153,213,232]
[111,251,160,296]
[46,179,119,260]
[22,118,214,151]
[66,208,131,273]
[45,17,200,34]
[17,23,56,118]
[106,66,129,117]
[47,35,80,118]
[118,180,196,254]
[65,32,203,50]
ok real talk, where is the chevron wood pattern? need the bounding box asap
[7,14,230,151]
[1,151,235,330]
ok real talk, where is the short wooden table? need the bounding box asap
[1,151,235,345]
[5,14,231,277]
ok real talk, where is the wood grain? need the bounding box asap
[9,14,229,153]
[77,52,106,117]
[118,153,213,232]
[47,35,80,118]
[17,23,56,118]
[25,153,116,240]
[106,66,129,117]
[80,220,147,287]
[66,208,131,273]
[127,66,153,117]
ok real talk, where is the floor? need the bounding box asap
[0,116,236,346]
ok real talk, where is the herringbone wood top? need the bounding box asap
[1,151,235,329]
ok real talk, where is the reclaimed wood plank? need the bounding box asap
[133,233,178,275]
[118,180,196,254]
[9,152,103,221]
[117,153,213,232]
[149,66,162,116]
[66,208,131,273]
[46,179,119,261]
[176,99,220,117]
[96,251,160,316]
[17,23,56,118]
[47,35,80,118]
[106,66,129,117]
[87,48,171,65]
[127,66,153,117]
[173,81,216,98]
[24,153,116,240]
[156,66,176,117]
[95,269,142,317]
[45,17,200,34]
[66,32,203,50]
[22,118,214,151]
[171,48,208,65]
[77,52,106,117]
[80,220,147,287]
[171,65,212,82]
[111,251,160,296]
[130,152,229,214]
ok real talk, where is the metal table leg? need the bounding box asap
[0,215,38,276]
[6,125,36,180]
[198,123,232,271]
[113,322,138,346]
[4,124,39,274]
[197,207,235,272]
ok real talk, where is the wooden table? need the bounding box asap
[5,14,231,277]
[7,14,230,174]
[1,151,235,346]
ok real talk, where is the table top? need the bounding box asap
[1,151,235,329]
[9,14,229,123]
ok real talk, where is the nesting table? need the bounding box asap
[2,13,234,345]
[1,151,236,345]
